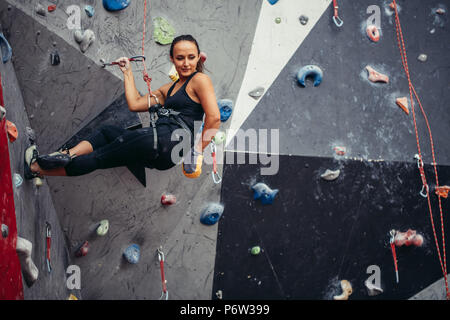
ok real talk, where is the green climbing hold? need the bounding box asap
[251,246,261,255]
[153,17,176,45]
[213,131,226,145]
[275,17,282,24]
[96,219,109,236]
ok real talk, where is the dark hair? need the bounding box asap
[170,34,204,73]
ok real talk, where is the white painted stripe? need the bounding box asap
[225,0,332,149]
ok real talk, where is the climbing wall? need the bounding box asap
[214,0,450,300]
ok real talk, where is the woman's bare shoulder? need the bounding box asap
[158,82,175,97]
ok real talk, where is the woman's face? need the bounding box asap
[170,40,199,79]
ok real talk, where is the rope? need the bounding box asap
[141,0,153,96]
[392,0,449,299]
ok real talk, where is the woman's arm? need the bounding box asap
[116,57,167,112]
[192,73,221,152]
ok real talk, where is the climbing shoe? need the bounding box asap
[37,148,76,170]
[24,145,40,180]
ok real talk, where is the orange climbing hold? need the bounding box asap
[389,2,395,10]
[6,120,17,142]
[395,97,409,115]
[365,65,389,83]
[436,186,450,198]
[366,25,380,42]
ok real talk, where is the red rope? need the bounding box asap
[392,0,448,299]
[142,0,153,96]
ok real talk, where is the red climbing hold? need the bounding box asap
[48,5,57,12]
[161,194,176,205]
[366,25,380,42]
[396,97,409,115]
[365,66,389,83]
[394,229,424,247]
[75,241,89,257]
[436,186,450,198]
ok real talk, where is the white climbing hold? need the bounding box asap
[35,3,46,16]
[74,29,95,53]
[16,237,39,287]
[96,220,109,236]
[417,54,427,62]
[248,86,265,100]
[321,169,340,181]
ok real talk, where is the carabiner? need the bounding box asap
[129,55,146,62]
[389,229,396,243]
[157,246,165,262]
[333,15,343,27]
[212,171,222,184]
[419,184,429,198]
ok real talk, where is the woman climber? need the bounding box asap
[24,35,220,179]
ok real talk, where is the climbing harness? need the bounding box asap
[101,55,146,68]
[210,140,221,184]
[389,230,399,283]
[157,247,168,300]
[332,0,343,27]
[392,0,448,299]
[45,222,52,273]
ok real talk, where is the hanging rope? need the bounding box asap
[392,0,448,299]
[141,0,153,97]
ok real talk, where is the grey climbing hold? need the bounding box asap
[124,244,140,264]
[74,29,95,53]
[299,15,309,25]
[1,224,8,238]
[85,5,95,17]
[25,127,36,143]
[321,169,340,181]
[153,17,176,45]
[248,86,265,100]
[417,54,427,62]
[13,173,23,187]
[36,3,46,16]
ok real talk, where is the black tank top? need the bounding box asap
[163,72,204,131]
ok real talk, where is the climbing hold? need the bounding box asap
[200,203,224,226]
[168,65,179,82]
[251,246,261,255]
[35,3,46,16]
[275,17,282,24]
[333,280,353,300]
[161,194,177,205]
[299,15,309,25]
[217,99,233,122]
[50,50,60,66]
[436,8,446,15]
[216,290,223,300]
[103,0,131,11]
[75,240,90,257]
[153,17,176,45]
[296,65,323,87]
[366,25,380,42]
[1,224,8,238]
[430,28,436,34]
[199,51,207,63]
[6,120,18,142]
[334,146,346,156]
[34,177,43,187]
[74,29,95,53]
[13,173,23,187]
[251,182,279,205]
[67,294,78,300]
[389,2,395,10]
[417,54,427,62]
[365,66,389,83]
[395,97,409,115]
[365,280,383,296]
[0,105,5,120]
[321,169,340,181]
[394,229,424,247]
[0,32,13,63]
[48,5,57,12]
[85,5,95,17]
[435,185,450,198]
[96,220,109,236]
[16,237,39,287]
[248,86,265,100]
[123,244,140,264]
[213,131,226,145]
[267,0,279,5]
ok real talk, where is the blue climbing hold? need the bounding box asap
[217,99,233,122]
[123,244,140,264]
[0,32,12,63]
[252,182,279,205]
[200,203,224,226]
[103,0,130,11]
[85,5,95,17]
[267,0,279,5]
[296,65,323,87]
